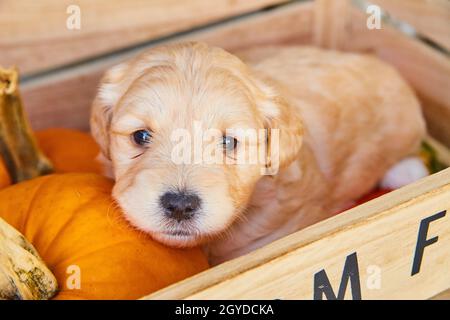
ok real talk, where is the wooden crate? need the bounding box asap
[1,0,449,299]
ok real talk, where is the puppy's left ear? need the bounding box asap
[254,78,304,173]
[90,62,130,159]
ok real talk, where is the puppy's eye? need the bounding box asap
[222,136,238,151]
[132,129,152,146]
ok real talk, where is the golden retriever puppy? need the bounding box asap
[90,42,425,264]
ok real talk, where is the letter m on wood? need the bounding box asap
[313,252,362,300]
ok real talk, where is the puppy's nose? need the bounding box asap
[160,191,201,222]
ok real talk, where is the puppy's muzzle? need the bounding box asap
[160,191,201,222]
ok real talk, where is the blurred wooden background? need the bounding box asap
[0,0,292,74]
[0,0,449,147]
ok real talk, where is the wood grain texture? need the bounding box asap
[313,0,349,49]
[145,168,450,299]
[20,1,313,131]
[0,0,287,74]
[370,0,450,52]
[431,288,450,300]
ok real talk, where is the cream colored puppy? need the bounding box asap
[91,42,425,264]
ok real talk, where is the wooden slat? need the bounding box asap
[425,135,450,167]
[343,7,450,147]
[0,0,287,75]
[20,1,314,131]
[315,1,450,146]
[370,0,450,52]
[313,0,349,49]
[145,168,450,299]
[431,288,450,300]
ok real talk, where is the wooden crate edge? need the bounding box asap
[143,166,450,299]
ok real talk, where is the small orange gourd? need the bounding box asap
[0,128,102,189]
[34,128,102,174]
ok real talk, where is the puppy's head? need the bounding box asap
[91,42,303,247]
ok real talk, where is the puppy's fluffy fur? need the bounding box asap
[91,42,425,264]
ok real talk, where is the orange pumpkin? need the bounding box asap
[0,173,209,299]
[0,128,102,188]
[35,128,102,174]
[0,157,10,188]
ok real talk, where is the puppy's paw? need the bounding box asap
[380,157,428,189]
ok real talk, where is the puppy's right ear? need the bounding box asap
[249,75,304,175]
[90,63,130,159]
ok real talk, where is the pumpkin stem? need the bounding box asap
[0,67,53,183]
